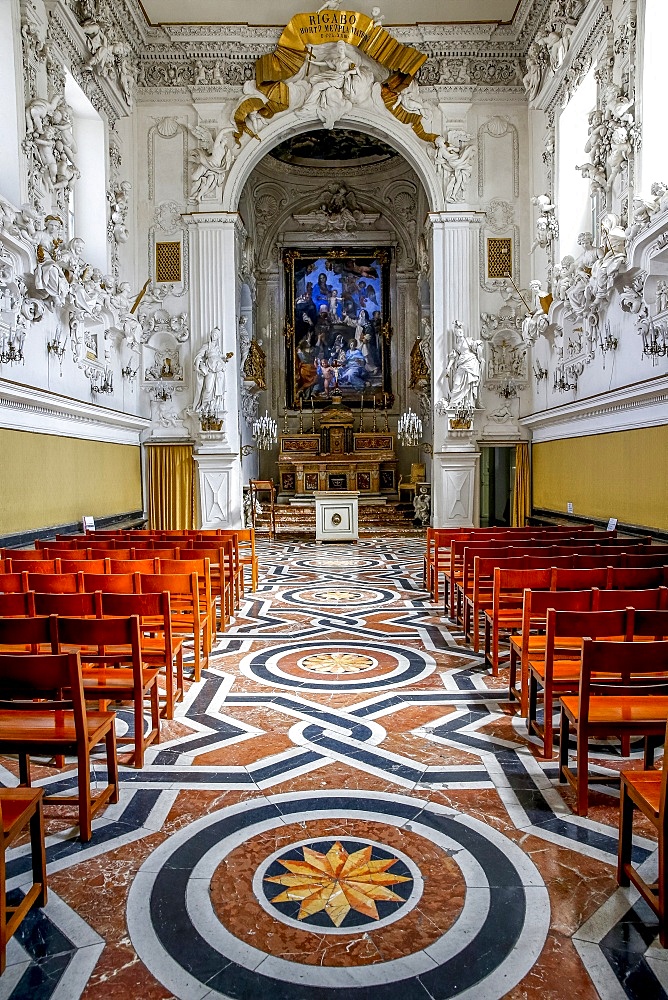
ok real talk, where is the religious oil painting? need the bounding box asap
[284,248,391,408]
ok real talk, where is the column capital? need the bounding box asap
[426,211,485,229]
[181,211,246,236]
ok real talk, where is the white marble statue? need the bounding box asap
[444,321,484,410]
[33,215,69,305]
[522,42,544,100]
[193,328,233,418]
[371,6,385,27]
[82,16,115,76]
[530,194,559,254]
[108,180,132,244]
[27,95,79,196]
[657,280,668,314]
[392,79,427,118]
[295,41,372,130]
[188,123,235,202]
[522,280,550,344]
[588,216,628,306]
[317,0,341,10]
[434,133,475,203]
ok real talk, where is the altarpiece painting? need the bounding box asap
[284,248,391,408]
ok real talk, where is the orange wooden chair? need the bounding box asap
[185,545,232,630]
[552,566,612,591]
[610,567,668,590]
[592,587,668,611]
[0,649,118,841]
[43,549,88,561]
[158,558,215,654]
[618,718,668,946]
[0,550,46,562]
[509,589,594,714]
[33,591,100,618]
[0,788,47,973]
[137,572,205,681]
[54,614,160,769]
[0,574,25,594]
[528,608,630,759]
[559,638,668,816]
[8,560,58,575]
[58,558,106,574]
[484,567,554,677]
[106,558,158,575]
[0,614,57,655]
[99,591,184,719]
[233,528,258,595]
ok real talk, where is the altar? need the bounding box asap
[277,396,398,499]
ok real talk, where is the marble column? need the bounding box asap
[428,211,483,527]
[184,211,244,528]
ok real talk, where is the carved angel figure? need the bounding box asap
[371,6,385,27]
[317,0,342,10]
[188,123,234,202]
[521,280,550,344]
[434,133,475,203]
[295,41,370,130]
[392,79,426,118]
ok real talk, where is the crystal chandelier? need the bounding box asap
[252,410,278,450]
[397,408,422,447]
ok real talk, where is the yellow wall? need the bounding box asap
[532,425,668,531]
[0,429,142,534]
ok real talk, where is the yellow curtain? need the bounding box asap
[511,442,531,527]
[146,444,195,530]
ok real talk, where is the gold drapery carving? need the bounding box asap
[233,10,435,144]
[511,441,531,527]
[146,444,195,530]
[243,340,267,390]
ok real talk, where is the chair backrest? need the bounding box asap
[0,572,26,593]
[630,609,668,639]
[80,572,137,594]
[58,558,106,574]
[410,463,426,484]
[0,614,56,651]
[546,607,631,644]
[552,567,611,590]
[43,549,88,561]
[24,572,80,594]
[580,638,668,698]
[0,591,36,617]
[573,552,625,568]
[106,558,158,574]
[146,543,181,554]
[137,571,198,604]
[524,588,595,621]
[592,587,668,611]
[8,559,58,574]
[494,568,553,610]
[1,549,44,561]
[99,589,170,621]
[54,614,142,674]
[609,566,667,590]
[87,547,134,558]
[0,651,88,737]
[36,538,74,550]
[622,553,668,568]
[33,591,100,618]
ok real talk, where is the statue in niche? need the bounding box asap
[434,132,475,203]
[188,123,235,202]
[444,321,484,410]
[522,42,545,100]
[588,217,628,305]
[656,281,668,314]
[521,281,551,345]
[82,15,115,76]
[552,256,576,301]
[193,328,233,419]
[530,194,559,254]
[413,486,431,527]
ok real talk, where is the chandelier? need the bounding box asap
[252,410,278,450]
[397,408,422,447]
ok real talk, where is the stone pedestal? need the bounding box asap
[314,491,359,542]
[432,444,480,528]
[194,436,241,528]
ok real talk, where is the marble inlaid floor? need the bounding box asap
[2,537,666,1000]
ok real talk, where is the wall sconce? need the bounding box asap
[90,367,114,395]
[533,361,548,382]
[121,363,138,382]
[47,337,67,373]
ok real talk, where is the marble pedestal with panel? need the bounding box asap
[314,490,359,542]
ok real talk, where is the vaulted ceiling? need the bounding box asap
[138,0,521,27]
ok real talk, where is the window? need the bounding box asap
[64,73,107,270]
[557,67,597,258]
[640,0,668,193]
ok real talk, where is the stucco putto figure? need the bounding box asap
[193,327,233,419]
[444,320,485,409]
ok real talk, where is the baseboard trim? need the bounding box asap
[0,511,146,550]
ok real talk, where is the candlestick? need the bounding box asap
[372,396,377,432]
[359,390,364,432]
[311,397,315,434]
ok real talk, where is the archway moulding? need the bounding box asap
[221,111,446,215]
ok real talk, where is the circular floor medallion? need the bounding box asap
[254,836,422,933]
[298,652,377,674]
[279,586,396,610]
[127,790,549,1000]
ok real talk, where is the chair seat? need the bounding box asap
[0,710,115,745]
[528,656,585,682]
[561,695,668,725]
[0,788,44,837]
[622,770,662,816]
[82,665,160,693]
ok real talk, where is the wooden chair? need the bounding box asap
[0,650,119,841]
[157,558,215,655]
[210,532,242,609]
[509,589,594,714]
[249,480,276,540]
[618,719,668,946]
[423,528,470,604]
[58,558,106,575]
[0,592,36,617]
[610,566,668,590]
[7,560,58,575]
[560,638,668,816]
[0,550,45,562]
[183,545,232,630]
[54,615,160,769]
[234,528,258,595]
[137,572,205,681]
[105,558,158,575]
[43,549,88,561]
[0,788,47,973]
[552,566,612,590]
[33,591,100,618]
[0,614,57,655]
[484,567,554,677]
[397,463,426,505]
[99,591,184,719]
[529,608,630,760]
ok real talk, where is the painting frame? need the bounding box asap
[283,247,392,409]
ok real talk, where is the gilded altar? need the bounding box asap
[278,397,397,497]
